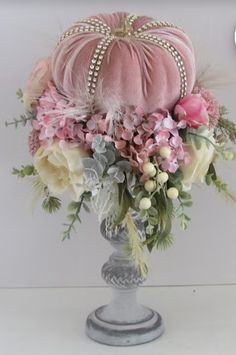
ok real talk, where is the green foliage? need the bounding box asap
[219,106,228,116]
[42,195,62,214]
[31,176,62,214]
[13,165,61,213]
[168,170,184,190]
[155,234,173,250]
[205,163,217,185]
[114,184,133,226]
[16,88,24,102]
[5,88,35,128]
[62,192,91,240]
[144,188,174,252]
[167,170,192,231]
[205,163,236,203]
[178,127,188,141]
[211,177,228,193]
[133,185,146,210]
[12,165,37,178]
[5,114,34,128]
[134,168,191,252]
[215,106,236,144]
[32,176,46,197]
[176,191,192,230]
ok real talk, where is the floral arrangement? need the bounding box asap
[7,13,236,276]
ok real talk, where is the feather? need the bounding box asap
[124,212,147,277]
[196,64,234,90]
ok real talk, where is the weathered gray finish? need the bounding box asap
[86,216,164,346]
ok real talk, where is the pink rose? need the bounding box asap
[193,86,220,128]
[174,94,209,129]
[24,57,52,112]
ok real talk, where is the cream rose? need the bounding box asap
[181,129,216,191]
[34,142,86,201]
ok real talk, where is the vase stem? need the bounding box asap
[86,216,164,346]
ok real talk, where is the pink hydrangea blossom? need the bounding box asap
[32,81,107,151]
[111,107,189,173]
[31,82,189,174]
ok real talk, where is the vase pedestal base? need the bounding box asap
[86,218,164,346]
[86,304,164,346]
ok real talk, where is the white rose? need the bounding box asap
[34,142,86,201]
[181,130,216,191]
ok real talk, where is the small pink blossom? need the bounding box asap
[115,140,127,150]
[174,94,209,129]
[28,129,40,155]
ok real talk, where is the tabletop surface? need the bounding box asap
[0,285,235,355]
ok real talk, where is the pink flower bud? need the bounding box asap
[174,94,209,129]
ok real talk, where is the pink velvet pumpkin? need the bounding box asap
[51,12,196,113]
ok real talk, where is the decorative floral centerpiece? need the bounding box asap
[7,12,236,345]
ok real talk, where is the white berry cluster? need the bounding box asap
[139,156,179,210]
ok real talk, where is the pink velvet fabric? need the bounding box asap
[51,12,196,113]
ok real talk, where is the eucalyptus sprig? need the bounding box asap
[16,88,24,103]
[62,192,91,241]
[205,164,236,203]
[217,106,236,144]
[5,113,34,128]
[176,191,192,230]
[5,88,35,128]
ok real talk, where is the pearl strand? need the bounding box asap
[135,33,187,98]
[134,21,182,35]
[58,24,110,45]
[87,35,114,95]
[80,18,111,33]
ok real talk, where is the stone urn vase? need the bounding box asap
[86,215,164,346]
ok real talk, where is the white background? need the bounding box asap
[0,0,236,288]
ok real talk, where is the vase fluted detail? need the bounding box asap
[86,213,164,346]
[101,215,147,288]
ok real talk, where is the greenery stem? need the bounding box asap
[5,115,33,128]
[62,195,85,241]
[187,132,217,150]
